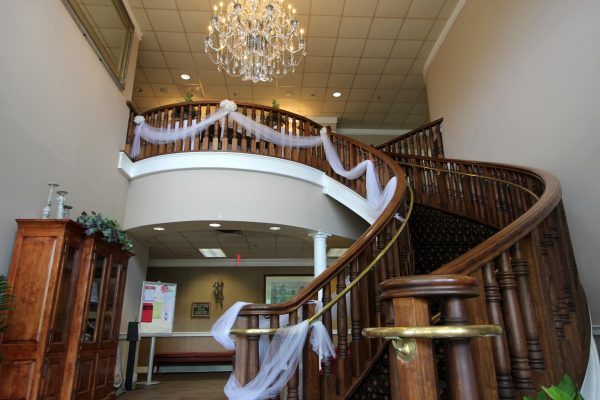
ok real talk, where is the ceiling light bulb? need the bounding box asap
[209,223,222,227]
[153,226,166,231]
[269,226,282,231]
[180,73,191,80]
[332,91,342,98]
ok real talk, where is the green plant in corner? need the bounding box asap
[76,211,134,252]
[524,374,584,400]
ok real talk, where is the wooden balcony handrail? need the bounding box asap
[376,118,445,158]
[390,152,589,397]
[391,154,561,275]
[124,102,415,399]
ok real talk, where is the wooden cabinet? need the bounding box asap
[0,220,131,400]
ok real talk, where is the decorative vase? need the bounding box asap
[56,191,68,219]
[63,205,73,220]
[42,182,59,219]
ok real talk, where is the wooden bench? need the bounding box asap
[153,351,235,373]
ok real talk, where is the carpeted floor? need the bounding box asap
[119,373,228,400]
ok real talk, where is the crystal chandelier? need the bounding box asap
[205,0,306,83]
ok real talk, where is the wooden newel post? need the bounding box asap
[378,275,483,400]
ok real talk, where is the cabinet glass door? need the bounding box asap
[100,260,123,342]
[83,253,107,344]
[49,243,81,348]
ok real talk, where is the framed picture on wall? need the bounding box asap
[191,302,210,318]
[264,275,313,304]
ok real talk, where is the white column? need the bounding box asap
[310,231,331,278]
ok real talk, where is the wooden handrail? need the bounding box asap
[124,102,413,399]
[386,152,590,398]
[376,118,445,158]
[122,107,590,398]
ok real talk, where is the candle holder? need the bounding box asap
[63,205,73,220]
[42,182,59,219]
[56,191,68,219]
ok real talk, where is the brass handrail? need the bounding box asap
[362,324,502,339]
[229,184,415,336]
[362,324,501,361]
[395,160,540,200]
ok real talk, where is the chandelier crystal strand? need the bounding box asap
[205,0,306,83]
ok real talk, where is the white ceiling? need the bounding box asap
[128,221,354,260]
[128,0,458,130]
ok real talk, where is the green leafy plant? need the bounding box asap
[524,375,584,400]
[76,211,134,252]
[264,99,287,128]
[173,92,198,120]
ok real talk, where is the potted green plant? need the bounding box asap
[524,374,584,400]
[76,211,134,252]
[173,92,198,121]
[264,99,287,129]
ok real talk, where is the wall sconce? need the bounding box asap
[213,279,224,308]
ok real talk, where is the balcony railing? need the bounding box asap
[124,100,412,399]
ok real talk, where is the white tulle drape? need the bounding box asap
[211,301,335,400]
[132,100,397,216]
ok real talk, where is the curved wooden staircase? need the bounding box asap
[125,104,590,399]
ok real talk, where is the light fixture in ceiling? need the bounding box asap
[199,248,227,257]
[209,223,222,227]
[269,226,281,231]
[180,73,191,80]
[327,248,348,257]
[332,91,342,98]
[205,1,307,83]
[153,226,166,231]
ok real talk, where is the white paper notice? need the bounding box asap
[143,286,155,302]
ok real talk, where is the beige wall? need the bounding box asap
[426,1,600,321]
[137,266,312,364]
[0,1,140,274]
[124,169,369,239]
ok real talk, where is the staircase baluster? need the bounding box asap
[511,242,545,371]
[320,280,336,399]
[336,268,352,393]
[496,251,535,392]
[443,297,480,400]
[350,259,364,377]
[246,315,260,382]
[286,311,299,400]
[483,261,516,399]
[302,303,320,400]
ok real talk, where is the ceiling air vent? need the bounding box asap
[217,229,243,236]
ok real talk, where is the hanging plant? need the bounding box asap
[76,211,134,252]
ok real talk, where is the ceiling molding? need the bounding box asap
[424,0,468,79]
[148,258,333,268]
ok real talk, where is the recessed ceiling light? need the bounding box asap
[332,91,342,98]
[153,226,166,231]
[327,248,348,257]
[209,223,222,227]
[180,73,191,80]
[269,226,281,231]
[199,248,226,257]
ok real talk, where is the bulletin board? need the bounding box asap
[138,281,177,335]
